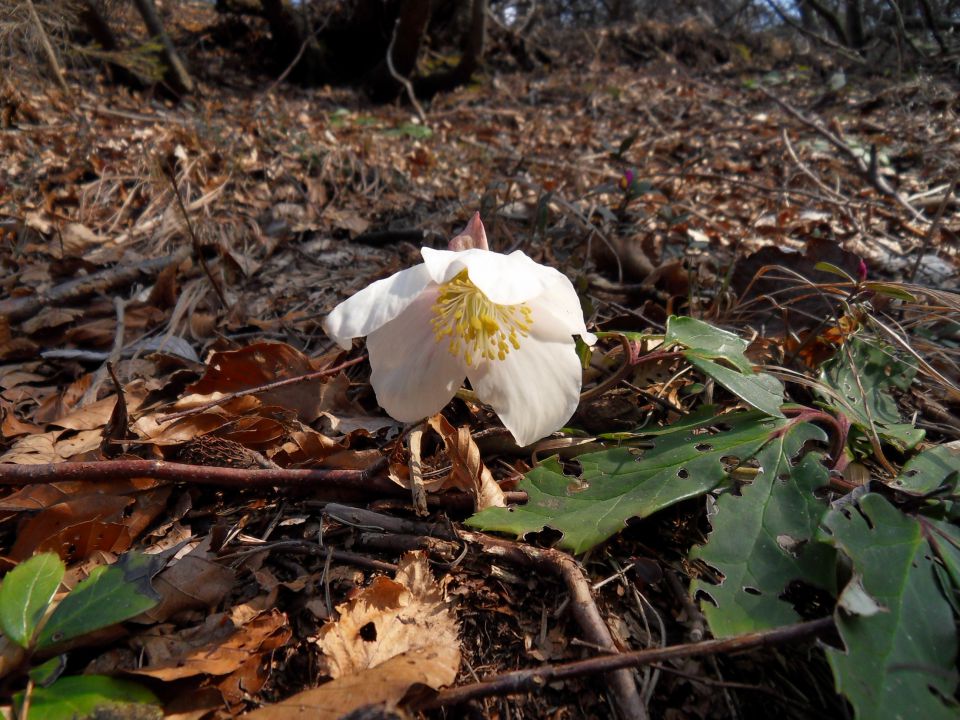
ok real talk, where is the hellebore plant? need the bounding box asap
[323,213,596,446]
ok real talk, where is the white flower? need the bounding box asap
[323,213,596,446]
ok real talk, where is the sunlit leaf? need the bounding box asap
[820,494,959,719]
[0,552,64,648]
[691,422,835,636]
[468,411,789,554]
[666,316,751,372]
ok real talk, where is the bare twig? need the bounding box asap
[322,505,646,718]
[386,19,427,125]
[162,164,228,309]
[415,617,834,710]
[25,0,69,92]
[759,87,928,226]
[909,176,958,281]
[0,458,390,492]
[156,355,367,423]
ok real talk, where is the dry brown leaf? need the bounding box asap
[427,414,506,510]
[136,537,236,624]
[184,342,346,423]
[317,551,459,680]
[243,646,455,720]
[130,609,290,682]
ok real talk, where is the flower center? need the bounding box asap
[430,270,533,367]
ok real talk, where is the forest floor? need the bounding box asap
[1,5,959,720]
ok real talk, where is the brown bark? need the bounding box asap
[414,0,487,99]
[367,0,432,101]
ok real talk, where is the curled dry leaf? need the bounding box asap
[427,414,506,510]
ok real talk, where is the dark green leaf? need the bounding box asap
[14,675,160,720]
[36,552,163,650]
[29,655,67,687]
[819,337,924,452]
[891,445,959,496]
[820,494,958,719]
[691,422,835,636]
[0,553,64,648]
[814,261,854,281]
[468,411,789,553]
[686,354,785,418]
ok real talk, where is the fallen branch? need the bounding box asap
[0,457,392,493]
[324,504,647,719]
[415,617,834,710]
[0,249,190,323]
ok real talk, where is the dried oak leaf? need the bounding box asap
[318,551,459,680]
[250,553,458,720]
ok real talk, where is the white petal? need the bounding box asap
[421,247,548,305]
[535,271,598,345]
[323,264,433,349]
[367,288,467,422]
[467,301,584,446]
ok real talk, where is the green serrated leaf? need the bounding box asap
[468,411,789,553]
[686,354,786,418]
[36,552,163,650]
[691,422,835,636]
[14,675,160,720]
[891,445,960,496]
[819,337,924,452]
[666,316,751,372]
[820,494,958,719]
[0,553,64,648]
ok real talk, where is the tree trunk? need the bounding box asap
[77,0,141,86]
[25,0,70,92]
[367,0,432,101]
[800,0,851,44]
[415,0,486,99]
[260,0,328,81]
[131,0,194,94]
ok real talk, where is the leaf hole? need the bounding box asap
[694,589,718,607]
[359,622,377,642]
[560,459,583,478]
[777,473,790,484]
[677,468,689,479]
[904,469,918,477]
[742,586,762,596]
[694,443,713,452]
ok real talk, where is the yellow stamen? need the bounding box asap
[431,270,533,367]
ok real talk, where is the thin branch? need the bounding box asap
[0,457,391,492]
[415,617,834,709]
[386,18,427,125]
[163,164,228,310]
[157,355,367,424]
[25,0,69,92]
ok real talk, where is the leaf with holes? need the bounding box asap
[14,675,159,720]
[819,337,924,452]
[665,316,785,418]
[468,411,789,554]
[0,553,64,648]
[891,445,960,496]
[690,422,836,637]
[35,552,163,650]
[820,494,959,719]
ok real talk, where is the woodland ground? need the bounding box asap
[0,4,959,719]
